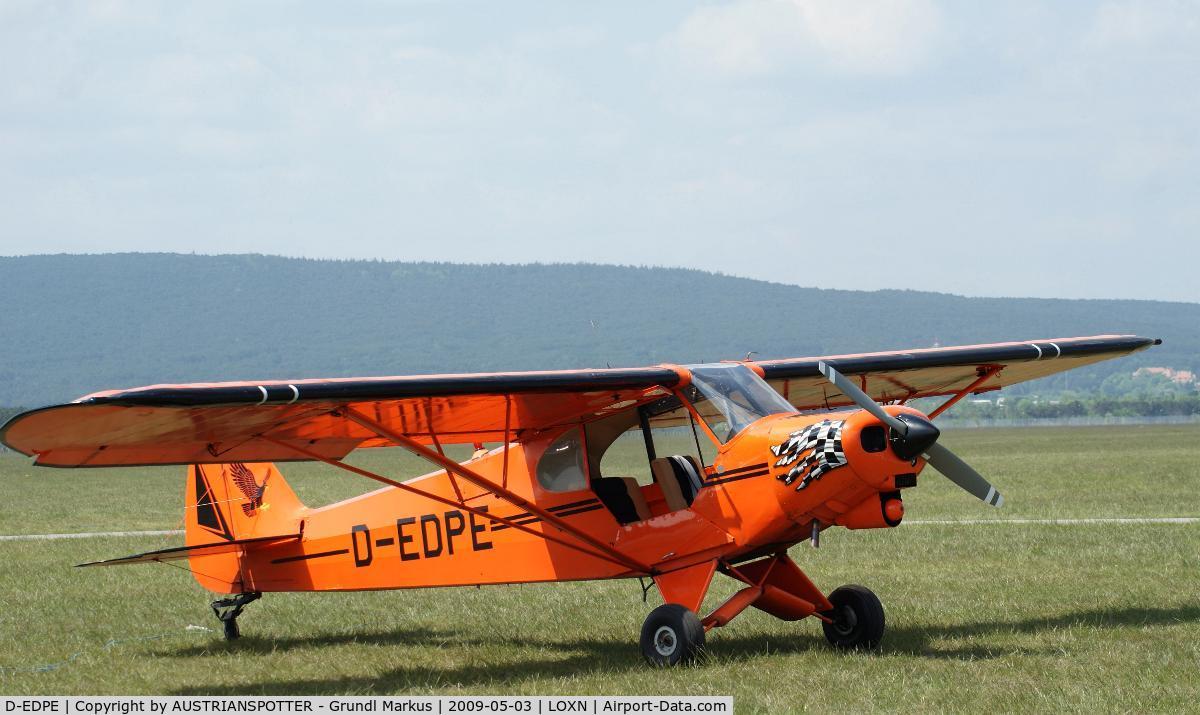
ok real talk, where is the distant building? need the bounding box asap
[1134,367,1198,385]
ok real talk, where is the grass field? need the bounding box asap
[1,425,1198,711]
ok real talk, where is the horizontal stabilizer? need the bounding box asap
[76,533,300,568]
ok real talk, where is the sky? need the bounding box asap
[0,0,1197,302]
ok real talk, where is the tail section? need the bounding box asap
[186,462,307,593]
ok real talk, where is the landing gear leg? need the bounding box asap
[210,591,261,640]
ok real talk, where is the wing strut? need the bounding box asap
[340,407,654,575]
[927,366,1002,419]
[258,433,651,575]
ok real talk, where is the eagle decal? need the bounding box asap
[771,419,849,491]
[228,462,266,516]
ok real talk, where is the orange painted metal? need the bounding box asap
[256,434,636,572]
[341,407,654,575]
[733,554,834,614]
[703,585,762,630]
[0,335,1159,640]
[835,494,894,530]
[169,399,940,626]
[653,560,718,613]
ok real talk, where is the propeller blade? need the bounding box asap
[818,361,1003,508]
[817,361,909,435]
[923,442,1004,507]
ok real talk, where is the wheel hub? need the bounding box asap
[653,625,678,657]
[831,604,858,636]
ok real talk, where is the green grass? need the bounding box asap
[2,425,1199,711]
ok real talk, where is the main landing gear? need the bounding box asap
[821,584,885,649]
[639,553,886,666]
[640,604,706,666]
[210,591,261,640]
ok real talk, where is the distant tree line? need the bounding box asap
[939,395,1200,421]
[934,372,1200,421]
[0,406,23,450]
[0,254,1195,407]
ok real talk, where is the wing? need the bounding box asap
[751,334,1160,411]
[1,366,683,467]
[0,335,1158,468]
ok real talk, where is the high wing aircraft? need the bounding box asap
[0,334,1159,665]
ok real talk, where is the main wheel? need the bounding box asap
[821,584,885,650]
[640,603,705,666]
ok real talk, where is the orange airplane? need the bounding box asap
[0,335,1159,665]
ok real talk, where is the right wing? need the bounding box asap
[751,334,1159,411]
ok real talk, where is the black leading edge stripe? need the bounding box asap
[756,335,1158,381]
[84,367,683,407]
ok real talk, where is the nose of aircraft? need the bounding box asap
[817,360,1005,507]
[889,414,940,461]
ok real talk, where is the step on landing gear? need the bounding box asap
[210,591,261,640]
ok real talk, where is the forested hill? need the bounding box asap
[0,254,1195,408]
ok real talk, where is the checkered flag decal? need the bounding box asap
[771,419,849,490]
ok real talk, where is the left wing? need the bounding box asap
[0,366,683,467]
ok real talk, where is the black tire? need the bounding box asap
[640,603,705,666]
[223,618,241,640]
[821,584,885,650]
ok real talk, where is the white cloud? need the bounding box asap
[670,0,943,77]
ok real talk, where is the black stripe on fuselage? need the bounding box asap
[492,498,603,531]
[547,503,605,519]
[549,498,602,513]
[271,548,350,564]
[706,469,770,487]
[708,462,768,479]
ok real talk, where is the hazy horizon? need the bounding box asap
[2,250,1198,306]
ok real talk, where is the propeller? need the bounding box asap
[817,361,1004,508]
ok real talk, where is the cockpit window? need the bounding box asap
[535,427,589,492]
[684,364,797,442]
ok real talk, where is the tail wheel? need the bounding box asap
[821,584,885,650]
[640,603,705,666]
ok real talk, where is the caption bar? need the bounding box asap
[2,698,731,715]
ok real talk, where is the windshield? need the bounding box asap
[684,364,797,442]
